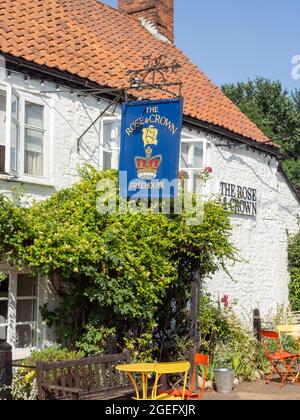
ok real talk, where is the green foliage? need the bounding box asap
[11,345,83,400]
[22,344,83,367]
[288,229,300,311]
[76,324,116,356]
[222,78,300,189]
[0,167,236,359]
[198,294,263,381]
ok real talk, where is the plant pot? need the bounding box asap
[214,369,235,394]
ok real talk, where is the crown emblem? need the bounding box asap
[135,147,163,180]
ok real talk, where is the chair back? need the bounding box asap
[152,362,190,400]
[190,354,209,397]
[154,362,190,375]
[260,330,280,359]
[194,354,209,366]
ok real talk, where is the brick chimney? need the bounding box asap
[119,0,174,43]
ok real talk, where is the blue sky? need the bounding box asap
[102,0,300,92]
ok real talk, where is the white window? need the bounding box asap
[0,83,47,179]
[24,102,45,177]
[11,93,20,173]
[100,118,120,170]
[0,274,9,340]
[0,90,6,173]
[16,274,38,349]
[180,134,208,192]
[0,271,39,354]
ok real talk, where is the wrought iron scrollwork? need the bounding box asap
[128,55,183,97]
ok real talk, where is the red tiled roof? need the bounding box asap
[0,0,272,145]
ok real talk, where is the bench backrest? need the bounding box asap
[36,351,131,400]
[292,312,300,324]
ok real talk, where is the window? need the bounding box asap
[101,119,120,170]
[11,94,19,173]
[0,275,9,340]
[24,102,44,177]
[0,91,6,173]
[16,274,38,349]
[180,136,207,192]
[0,83,47,179]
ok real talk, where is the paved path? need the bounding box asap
[202,381,300,400]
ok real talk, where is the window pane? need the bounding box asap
[16,300,37,323]
[0,301,8,323]
[0,326,7,341]
[16,324,36,348]
[17,274,37,297]
[0,275,8,298]
[10,121,18,172]
[11,94,18,120]
[0,92,6,146]
[24,128,44,176]
[25,103,43,128]
[103,123,113,147]
[181,144,189,168]
[103,150,112,170]
[193,144,203,168]
[0,145,5,173]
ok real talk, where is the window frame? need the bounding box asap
[0,269,40,356]
[0,272,9,341]
[0,84,50,182]
[15,274,39,350]
[23,99,46,178]
[180,132,208,192]
[10,89,20,176]
[100,116,121,170]
[0,87,7,173]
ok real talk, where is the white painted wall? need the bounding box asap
[205,135,300,321]
[0,72,299,350]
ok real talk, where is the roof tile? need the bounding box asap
[0,0,271,145]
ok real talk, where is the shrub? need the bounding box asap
[76,324,116,356]
[0,167,237,360]
[11,345,83,400]
[288,229,300,311]
[196,294,267,381]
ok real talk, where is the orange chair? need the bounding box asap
[261,330,300,387]
[168,354,209,400]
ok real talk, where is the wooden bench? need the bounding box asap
[36,351,135,400]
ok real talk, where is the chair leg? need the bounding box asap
[265,363,280,383]
[281,358,300,387]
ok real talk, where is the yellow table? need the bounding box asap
[116,361,190,400]
[116,363,157,400]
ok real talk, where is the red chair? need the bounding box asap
[168,354,209,400]
[261,330,300,387]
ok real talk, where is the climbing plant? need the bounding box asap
[288,228,300,311]
[0,167,237,360]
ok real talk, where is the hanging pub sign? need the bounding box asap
[119,98,183,199]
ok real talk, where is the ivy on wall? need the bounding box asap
[0,167,237,359]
